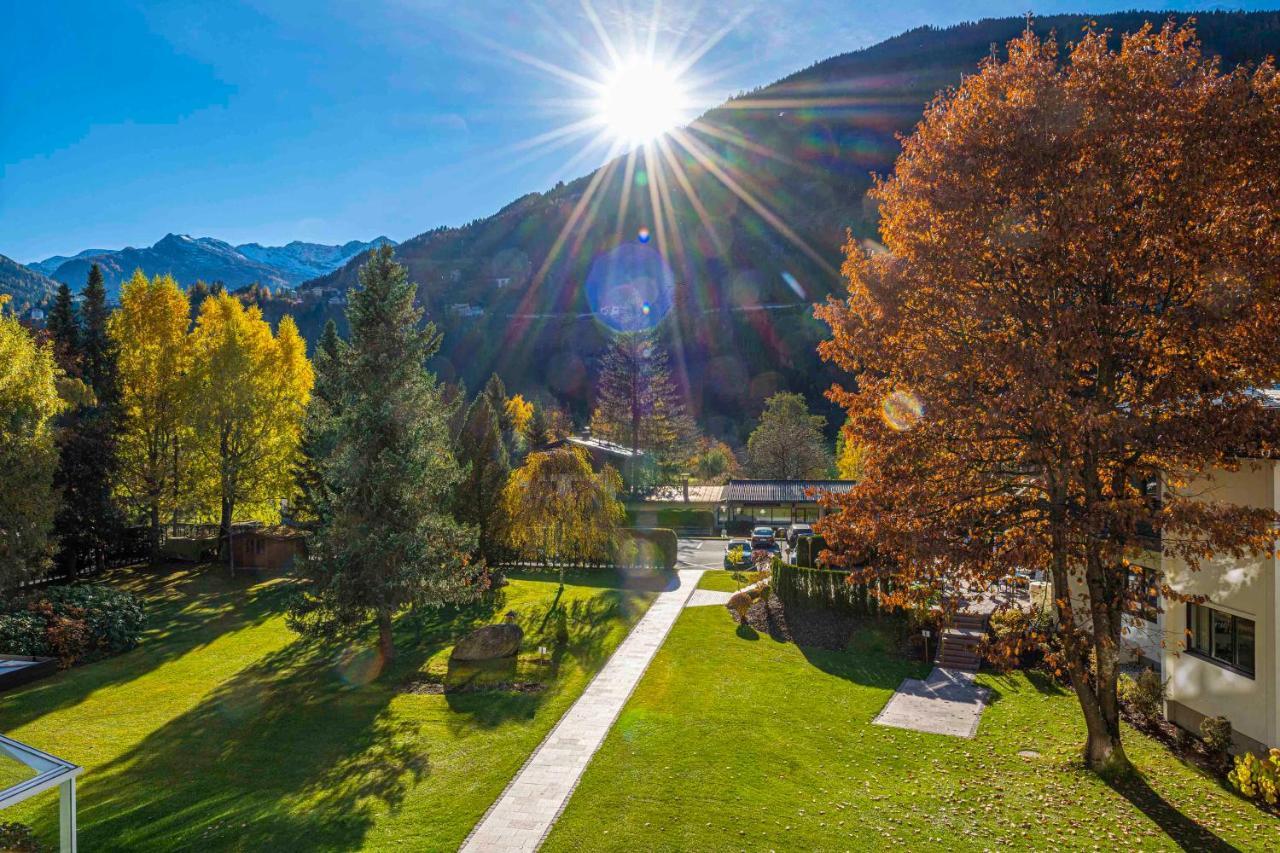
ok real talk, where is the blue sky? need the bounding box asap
[2,0,1272,262]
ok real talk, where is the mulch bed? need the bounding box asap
[738,593,858,651]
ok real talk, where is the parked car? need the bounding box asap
[750,526,775,548]
[786,523,813,547]
[724,539,752,569]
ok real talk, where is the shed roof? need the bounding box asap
[723,479,856,504]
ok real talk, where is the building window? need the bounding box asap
[1188,603,1255,677]
[1127,567,1160,622]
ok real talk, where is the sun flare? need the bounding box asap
[596,59,688,147]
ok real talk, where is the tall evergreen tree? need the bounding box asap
[46,283,78,370]
[292,319,344,526]
[290,247,476,661]
[454,394,510,566]
[50,265,123,573]
[590,331,695,489]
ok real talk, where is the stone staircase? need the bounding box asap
[936,611,986,672]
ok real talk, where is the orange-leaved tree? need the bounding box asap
[816,22,1280,773]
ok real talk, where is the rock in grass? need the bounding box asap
[450,623,524,662]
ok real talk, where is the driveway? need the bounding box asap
[676,538,728,570]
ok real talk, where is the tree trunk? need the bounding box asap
[220,496,234,574]
[148,500,161,564]
[378,608,396,663]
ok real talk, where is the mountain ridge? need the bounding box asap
[37,234,397,301]
[298,9,1280,441]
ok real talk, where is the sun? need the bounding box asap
[595,59,688,147]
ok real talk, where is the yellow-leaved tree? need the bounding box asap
[502,446,625,587]
[110,271,194,559]
[0,298,64,591]
[189,292,312,568]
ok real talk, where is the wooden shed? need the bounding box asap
[229,525,308,570]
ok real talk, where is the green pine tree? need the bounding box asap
[292,319,343,526]
[454,394,510,566]
[47,283,79,371]
[289,247,477,661]
[51,264,122,573]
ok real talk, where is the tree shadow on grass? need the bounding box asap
[0,564,289,731]
[62,632,435,852]
[442,594,628,732]
[797,624,926,692]
[1107,771,1240,853]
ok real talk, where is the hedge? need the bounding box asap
[625,528,678,569]
[795,535,830,568]
[772,561,874,615]
[0,584,147,668]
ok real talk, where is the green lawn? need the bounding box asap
[0,563,662,851]
[696,570,764,592]
[545,605,1277,851]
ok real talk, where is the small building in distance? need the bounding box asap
[230,524,308,570]
[721,479,857,534]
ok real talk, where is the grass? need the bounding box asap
[0,563,662,851]
[544,604,1277,851]
[696,570,763,593]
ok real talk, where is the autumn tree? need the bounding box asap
[290,247,476,661]
[590,331,695,489]
[746,392,831,479]
[816,23,1280,773]
[189,292,312,568]
[502,446,626,588]
[0,301,63,591]
[689,438,739,484]
[111,271,194,559]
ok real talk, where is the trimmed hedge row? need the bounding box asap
[625,528,678,569]
[0,584,146,668]
[772,561,874,615]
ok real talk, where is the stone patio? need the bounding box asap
[873,666,991,738]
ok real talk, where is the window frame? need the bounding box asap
[1186,602,1256,678]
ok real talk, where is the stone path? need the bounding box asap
[873,667,990,738]
[685,589,732,607]
[460,568,705,852]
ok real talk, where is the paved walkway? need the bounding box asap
[873,667,991,738]
[461,568,705,852]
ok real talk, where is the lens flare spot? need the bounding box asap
[881,390,923,431]
[634,169,648,187]
[637,227,651,243]
[335,644,385,688]
[585,241,675,332]
[781,271,806,300]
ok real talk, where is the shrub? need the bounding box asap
[1229,749,1280,806]
[727,590,753,623]
[990,607,1029,640]
[1117,668,1165,723]
[0,822,44,852]
[0,585,146,668]
[0,612,50,657]
[1201,715,1234,758]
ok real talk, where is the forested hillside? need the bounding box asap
[0,254,58,311]
[300,11,1280,440]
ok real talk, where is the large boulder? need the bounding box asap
[450,623,523,662]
